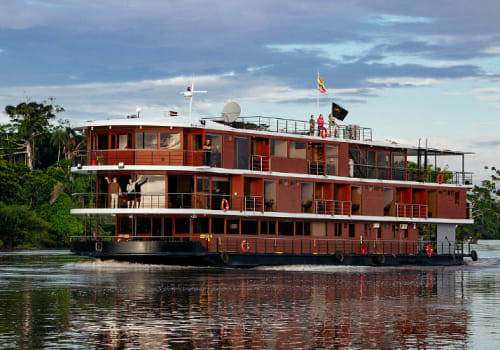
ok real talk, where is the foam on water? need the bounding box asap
[66,259,212,272]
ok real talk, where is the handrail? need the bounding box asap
[251,155,270,171]
[71,192,265,212]
[395,203,428,218]
[70,235,469,256]
[314,199,352,216]
[351,163,472,185]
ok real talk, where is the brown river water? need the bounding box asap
[0,241,499,349]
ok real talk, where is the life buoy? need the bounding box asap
[436,173,443,184]
[376,254,385,265]
[335,251,344,262]
[320,127,327,138]
[426,244,433,257]
[221,198,229,212]
[241,239,250,252]
[471,250,478,261]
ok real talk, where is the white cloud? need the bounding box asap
[484,46,500,55]
[0,49,4,54]
[366,77,443,87]
[473,87,500,103]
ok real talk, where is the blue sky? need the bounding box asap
[0,0,499,181]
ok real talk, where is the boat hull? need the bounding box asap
[71,240,465,267]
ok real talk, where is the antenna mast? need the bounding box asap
[181,80,207,119]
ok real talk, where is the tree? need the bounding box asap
[0,202,50,249]
[458,166,500,240]
[4,98,64,170]
[47,193,83,245]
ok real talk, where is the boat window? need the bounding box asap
[211,218,225,234]
[135,132,158,149]
[152,217,162,236]
[278,221,293,236]
[301,182,313,213]
[160,133,180,149]
[349,146,361,177]
[97,134,108,149]
[139,175,165,208]
[264,180,276,211]
[118,133,132,149]
[227,219,239,234]
[289,141,306,159]
[326,145,338,176]
[137,217,151,234]
[392,152,405,180]
[335,223,342,237]
[242,220,258,235]
[118,216,132,234]
[206,134,222,167]
[175,218,190,234]
[260,220,276,235]
[312,222,326,237]
[234,136,249,169]
[193,218,209,234]
[349,223,355,237]
[377,151,390,180]
[270,139,287,157]
[192,134,202,149]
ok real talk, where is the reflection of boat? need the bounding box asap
[68,268,469,349]
[70,110,477,266]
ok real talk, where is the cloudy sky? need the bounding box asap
[0,0,499,181]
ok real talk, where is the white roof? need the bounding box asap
[75,116,470,155]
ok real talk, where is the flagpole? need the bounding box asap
[316,71,319,113]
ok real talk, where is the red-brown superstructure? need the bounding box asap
[70,114,477,266]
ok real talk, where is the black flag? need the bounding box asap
[331,102,348,121]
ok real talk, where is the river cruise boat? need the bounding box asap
[70,105,478,266]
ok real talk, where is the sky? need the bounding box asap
[0,0,499,182]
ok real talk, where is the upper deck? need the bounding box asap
[72,115,473,186]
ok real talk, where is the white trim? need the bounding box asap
[70,208,473,225]
[71,165,472,189]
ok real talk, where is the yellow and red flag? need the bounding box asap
[317,75,326,93]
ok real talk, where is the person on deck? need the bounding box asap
[134,176,148,208]
[126,177,143,208]
[104,177,121,208]
[328,113,337,137]
[317,114,324,136]
[309,115,315,136]
[203,138,212,166]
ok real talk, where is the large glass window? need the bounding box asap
[138,175,165,208]
[206,134,222,167]
[326,145,338,175]
[260,220,276,235]
[135,132,158,149]
[175,218,190,234]
[137,217,151,234]
[97,134,108,149]
[290,141,306,159]
[227,219,239,234]
[242,220,258,235]
[278,221,294,236]
[211,218,225,234]
[270,139,287,157]
[301,182,313,213]
[160,133,180,149]
[118,133,132,149]
[193,218,209,234]
[392,152,405,180]
[377,151,390,180]
[349,147,360,177]
[234,136,249,169]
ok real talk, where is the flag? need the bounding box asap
[317,75,326,93]
[331,102,348,121]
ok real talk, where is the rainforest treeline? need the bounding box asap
[0,99,498,248]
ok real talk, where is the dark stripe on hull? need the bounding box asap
[71,241,465,267]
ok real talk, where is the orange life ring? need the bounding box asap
[221,198,229,212]
[360,244,366,255]
[436,173,443,184]
[320,127,327,138]
[426,244,433,256]
[241,239,250,252]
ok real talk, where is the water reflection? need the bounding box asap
[2,247,500,349]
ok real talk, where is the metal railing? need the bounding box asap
[351,163,473,185]
[72,149,221,168]
[71,192,265,212]
[204,116,373,141]
[251,155,271,171]
[309,160,326,175]
[71,235,470,256]
[396,203,428,218]
[314,199,352,216]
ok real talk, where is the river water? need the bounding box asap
[0,241,499,349]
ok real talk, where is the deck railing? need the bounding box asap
[314,199,352,216]
[395,203,428,218]
[70,235,470,256]
[351,163,472,185]
[71,192,265,212]
[251,155,271,171]
[72,149,221,168]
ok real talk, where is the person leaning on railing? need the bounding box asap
[309,115,315,136]
[328,113,337,137]
[203,138,212,166]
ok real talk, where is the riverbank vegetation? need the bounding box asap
[0,99,499,248]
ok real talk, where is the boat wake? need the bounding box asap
[66,259,211,272]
